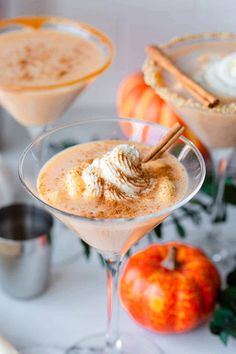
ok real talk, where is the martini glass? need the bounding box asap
[19,118,205,354]
[0,16,113,139]
[144,33,236,262]
[0,16,113,266]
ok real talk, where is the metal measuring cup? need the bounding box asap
[0,203,53,299]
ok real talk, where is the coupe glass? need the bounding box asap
[19,118,205,354]
[144,33,236,262]
[0,16,113,139]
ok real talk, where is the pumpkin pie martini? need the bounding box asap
[144,33,236,261]
[0,17,113,137]
[19,118,205,354]
[38,140,188,253]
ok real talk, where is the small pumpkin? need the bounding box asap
[119,243,221,333]
[117,72,208,156]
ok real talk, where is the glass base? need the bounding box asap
[66,332,162,354]
[199,226,235,267]
[202,237,235,263]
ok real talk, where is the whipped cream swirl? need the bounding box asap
[82,144,149,201]
[198,52,236,98]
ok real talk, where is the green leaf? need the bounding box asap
[220,331,229,345]
[201,174,215,198]
[49,140,77,153]
[223,183,236,206]
[212,208,227,223]
[229,326,236,338]
[210,307,236,344]
[98,253,105,266]
[126,249,131,257]
[201,173,236,206]
[171,215,186,238]
[181,206,202,225]
[219,287,236,313]
[189,199,211,214]
[61,140,77,149]
[80,239,91,259]
[210,307,234,327]
[227,269,236,287]
[154,224,162,238]
[209,263,236,345]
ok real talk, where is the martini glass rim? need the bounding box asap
[162,31,236,49]
[18,117,206,224]
[144,31,236,114]
[0,15,114,91]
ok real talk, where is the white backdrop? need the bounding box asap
[2,0,236,110]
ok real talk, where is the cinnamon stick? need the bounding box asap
[146,45,220,108]
[142,122,184,163]
[151,126,184,160]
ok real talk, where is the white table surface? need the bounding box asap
[0,110,235,354]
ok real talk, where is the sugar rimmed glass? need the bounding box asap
[144,33,236,262]
[19,118,205,354]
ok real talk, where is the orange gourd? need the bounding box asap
[119,243,221,333]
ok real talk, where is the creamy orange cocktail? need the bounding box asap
[144,33,236,149]
[38,140,188,252]
[0,17,113,127]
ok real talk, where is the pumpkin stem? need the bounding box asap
[161,246,179,270]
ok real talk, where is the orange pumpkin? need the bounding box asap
[119,243,221,333]
[117,72,208,156]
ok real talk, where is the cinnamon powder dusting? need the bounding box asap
[0,29,102,86]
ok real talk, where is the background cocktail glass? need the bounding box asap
[144,33,236,262]
[0,16,113,268]
[0,16,113,139]
[19,118,205,354]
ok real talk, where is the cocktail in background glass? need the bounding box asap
[0,16,114,267]
[0,16,113,138]
[19,118,205,354]
[144,33,236,262]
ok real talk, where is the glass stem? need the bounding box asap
[210,149,233,224]
[102,254,123,353]
[26,123,52,141]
